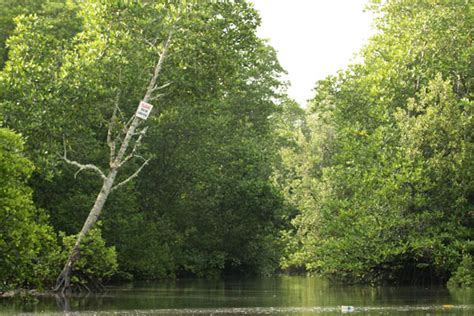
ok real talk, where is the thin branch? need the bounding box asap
[148,93,165,102]
[144,37,158,48]
[61,140,106,180]
[151,81,172,92]
[118,127,148,168]
[113,115,137,149]
[143,30,174,103]
[122,115,136,134]
[131,129,146,136]
[133,154,146,162]
[111,158,151,192]
[108,90,121,166]
[142,21,162,48]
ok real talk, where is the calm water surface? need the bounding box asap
[1,276,472,315]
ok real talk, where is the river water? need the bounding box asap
[0,276,473,315]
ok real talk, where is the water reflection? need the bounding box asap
[0,276,472,315]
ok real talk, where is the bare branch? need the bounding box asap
[143,30,174,103]
[130,125,149,135]
[151,81,172,92]
[144,36,159,48]
[134,154,146,162]
[144,39,155,48]
[111,158,151,192]
[112,114,138,151]
[122,115,136,134]
[148,93,165,102]
[61,140,106,180]
[108,90,121,166]
[118,127,148,168]
[143,23,162,48]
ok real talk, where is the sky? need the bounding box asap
[249,0,374,107]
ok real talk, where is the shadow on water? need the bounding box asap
[0,276,473,315]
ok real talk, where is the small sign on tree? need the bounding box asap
[136,101,153,120]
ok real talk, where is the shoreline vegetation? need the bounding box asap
[0,0,472,294]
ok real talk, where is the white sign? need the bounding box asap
[136,101,153,120]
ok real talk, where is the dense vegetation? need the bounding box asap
[1,0,286,289]
[277,1,473,286]
[0,0,472,291]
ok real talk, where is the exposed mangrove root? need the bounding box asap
[54,245,80,294]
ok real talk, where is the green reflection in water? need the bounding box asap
[0,276,472,315]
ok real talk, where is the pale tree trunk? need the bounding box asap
[54,30,172,294]
[54,169,117,292]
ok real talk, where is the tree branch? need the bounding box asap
[151,81,172,92]
[108,90,121,166]
[111,158,151,192]
[118,127,148,168]
[144,38,158,48]
[143,30,173,103]
[148,93,165,102]
[61,141,106,180]
[112,114,136,151]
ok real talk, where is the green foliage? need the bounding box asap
[279,0,473,285]
[102,199,178,279]
[1,0,471,287]
[0,0,44,67]
[115,0,286,277]
[0,128,59,290]
[448,255,474,288]
[60,227,117,287]
[1,0,286,282]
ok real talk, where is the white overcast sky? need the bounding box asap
[249,0,374,106]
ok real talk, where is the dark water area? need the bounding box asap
[1,276,473,315]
